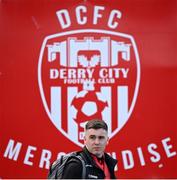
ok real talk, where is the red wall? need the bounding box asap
[0,0,176,178]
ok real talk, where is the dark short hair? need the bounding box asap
[85,119,108,131]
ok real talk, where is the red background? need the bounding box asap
[0,0,176,178]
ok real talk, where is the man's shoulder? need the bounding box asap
[66,153,84,164]
[50,151,84,172]
[105,152,117,164]
[62,151,86,179]
[48,151,85,179]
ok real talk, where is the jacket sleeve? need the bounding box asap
[62,158,83,179]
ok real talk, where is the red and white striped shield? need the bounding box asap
[38,29,140,147]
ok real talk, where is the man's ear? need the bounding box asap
[107,137,109,145]
[84,135,86,143]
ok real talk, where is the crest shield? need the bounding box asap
[38,29,140,147]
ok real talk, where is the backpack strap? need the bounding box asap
[48,156,64,179]
[77,154,86,179]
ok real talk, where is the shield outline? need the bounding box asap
[38,29,141,147]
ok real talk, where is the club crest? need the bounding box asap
[38,29,140,147]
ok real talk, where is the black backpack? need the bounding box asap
[48,151,86,179]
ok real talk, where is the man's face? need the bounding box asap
[84,128,109,158]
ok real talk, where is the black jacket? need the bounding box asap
[62,146,117,179]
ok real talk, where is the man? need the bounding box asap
[62,119,117,179]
